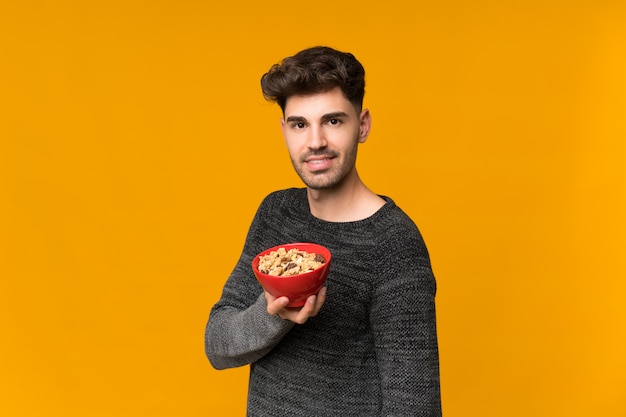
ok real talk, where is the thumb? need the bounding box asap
[266,295,289,316]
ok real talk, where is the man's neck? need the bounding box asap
[307,173,385,222]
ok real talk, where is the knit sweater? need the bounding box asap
[205,188,442,416]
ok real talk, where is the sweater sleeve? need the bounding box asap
[370,222,442,416]
[204,196,295,370]
[205,293,294,370]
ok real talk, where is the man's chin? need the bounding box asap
[297,169,343,190]
[303,178,340,191]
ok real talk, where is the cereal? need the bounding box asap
[258,247,326,277]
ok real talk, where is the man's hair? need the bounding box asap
[260,46,365,113]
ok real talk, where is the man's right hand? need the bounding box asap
[265,286,327,325]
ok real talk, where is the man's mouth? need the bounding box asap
[304,155,335,171]
[307,157,331,164]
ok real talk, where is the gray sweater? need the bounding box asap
[205,188,442,416]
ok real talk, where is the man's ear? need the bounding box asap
[358,109,372,143]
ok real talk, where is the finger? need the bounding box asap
[316,286,327,305]
[312,286,327,315]
[293,294,318,323]
[266,295,289,316]
[263,290,275,304]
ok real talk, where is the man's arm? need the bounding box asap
[206,275,327,369]
[371,228,442,416]
[204,195,297,369]
[205,291,295,370]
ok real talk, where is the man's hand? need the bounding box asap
[265,286,327,324]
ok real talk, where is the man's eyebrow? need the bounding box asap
[321,112,348,120]
[285,112,349,123]
[285,115,307,123]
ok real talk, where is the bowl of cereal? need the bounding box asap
[252,242,332,307]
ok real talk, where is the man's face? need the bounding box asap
[280,87,371,190]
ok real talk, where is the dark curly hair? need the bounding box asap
[260,46,366,113]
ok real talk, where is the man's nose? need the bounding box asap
[307,125,327,149]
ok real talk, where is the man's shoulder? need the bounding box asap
[376,197,418,230]
[374,199,429,247]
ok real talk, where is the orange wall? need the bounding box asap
[1,1,625,416]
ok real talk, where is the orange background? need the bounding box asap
[1,1,625,416]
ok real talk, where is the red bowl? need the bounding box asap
[252,243,332,307]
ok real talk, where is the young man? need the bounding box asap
[205,46,442,416]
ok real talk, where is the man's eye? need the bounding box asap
[328,119,340,125]
[292,122,306,129]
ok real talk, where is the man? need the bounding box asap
[205,46,442,416]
